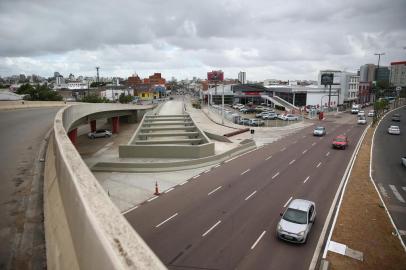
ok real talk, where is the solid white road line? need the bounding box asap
[265,155,272,160]
[147,196,158,202]
[272,172,280,179]
[179,180,188,186]
[280,147,286,152]
[303,176,310,184]
[316,162,322,168]
[122,205,139,215]
[208,186,222,196]
[302,149,308,154]
[251,231,267,250]
[326,151,330,156]
[378,183,389,198]
[241,169,251,175]
[289,159,296,165]
[155,213,178,228]
[202,220,222,237]
[312,142,316,146]
[389,185,405,203]
[193,174,200,179]
[245,190,257,201]
[284,197,293,207]
[165,188,174,194]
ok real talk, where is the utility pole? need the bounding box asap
[96,66,100,84]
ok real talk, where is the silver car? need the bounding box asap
[313,126,326,136]
[276,199,316,243]
[88,129,112,139]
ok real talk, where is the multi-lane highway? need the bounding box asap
[0,107,59,269]
[373,105,406,242]
[125,113,367,269]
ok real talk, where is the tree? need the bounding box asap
[81,94,110,103]
[16,83,63,101]
[118,93,133,104]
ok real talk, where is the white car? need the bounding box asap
[88,129,112,139]
[232,104,244,109]
[284,114,299,121]
[388,125,400,135]
[368,110,375,117]
[313,126,326,136]
[358,111,365,117]
[402,157,406,167]
[357,116,367,125]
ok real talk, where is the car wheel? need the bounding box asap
[105,134,109,138]
[91,135,95,139]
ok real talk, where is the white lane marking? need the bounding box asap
[272,172,280,179]
[284,197,293,207]
[302,135,306,138]
[122,205,139,215]
[302,149,308,154]
[326,151,330,156]
[165,188,174,194]
[280,147,286,152]
[399,230,406,236]
[147,196,158,202]
[378,183,389,198]
[245,190,257,201]
[213,164,220,168]
[202,220,222,237]
[289,159,296,165]
[208,186,222,196]
[251,231,267,250]
[225,157,237,163]
[312,142,316,146]
[319,137,323,140]
[179,180,188,186]
[155,213,178,228]
[258,146,264,150]
[241,169,251,175]
[193,174,200,179]
[303,176,310,184]
[204,169,211,173]
[389,185,405,203]
[316,162,322,168]
[265,155,272,160]
[293,140,298,144]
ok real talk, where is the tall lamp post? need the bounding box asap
[373,52,385,125]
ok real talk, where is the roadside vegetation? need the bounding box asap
[17,83,63,101]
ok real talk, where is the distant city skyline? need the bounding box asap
[1,0,405,81]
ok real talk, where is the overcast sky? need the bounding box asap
[0,0,405,81]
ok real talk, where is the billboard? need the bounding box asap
[207,70,224,82]
[321,73,334,85]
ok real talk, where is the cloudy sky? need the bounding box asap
[0,0,405,81]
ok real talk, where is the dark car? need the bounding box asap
[332,135,348,149]
[392,114,401,122]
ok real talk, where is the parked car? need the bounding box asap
[276,199,316,244]
[239,118,251,125]
[357,116,367,125]
[88,129,112,139]
[232,103,244,109]
[367,110,375,117]
[388,125,400,135]
[249,119,265,126]
[262,112,278,120]
[240,108,256,114]
[254,105,267,112]
[313,126,326,136]
[332,135,348,149]
[284,114,299,121]
[256,111,271,118]
[392,114,401,122]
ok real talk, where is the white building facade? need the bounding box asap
[390,61,406,87]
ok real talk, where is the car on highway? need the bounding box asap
[88,129,112,139]
[313,126,326,136]
[285,114,299,121]
[357,116,367,125]
[332,135,348,149]
[276,199,316,244]
[262,112,278,120]
[368,110,375,117]
[388,125,400,135]
[392,114,401,122]
[248,119,265,126]
[358,111,365,117]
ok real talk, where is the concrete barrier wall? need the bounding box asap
[45,104,166,270]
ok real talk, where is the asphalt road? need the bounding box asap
[0,107,60,269]
[126,113,367,270]
[373,105,406,241]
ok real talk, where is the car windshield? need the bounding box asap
[283,209,307,224]
[334,138,345,142]
[315,127,324,131]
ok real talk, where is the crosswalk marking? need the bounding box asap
[378,183,389,198]
[389,185,405,203]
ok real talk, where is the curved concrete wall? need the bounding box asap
[44,103,166,270]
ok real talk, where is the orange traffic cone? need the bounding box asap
[154,181,160,195]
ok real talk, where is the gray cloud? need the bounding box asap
[0,0,405,80]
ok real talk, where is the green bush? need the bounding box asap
[17,83,63,101]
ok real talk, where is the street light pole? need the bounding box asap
[222,84,225,124]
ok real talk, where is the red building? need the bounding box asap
[358,82,372,104]
[207,70,224,82]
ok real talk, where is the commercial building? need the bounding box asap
[238,71,246,84]
[127,73,167,100]
[376,67,390,82]
[360,64,376,82]
[390,61,406,87]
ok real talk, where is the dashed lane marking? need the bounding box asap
[241,169,251,175]
[303,176,310,183]
[245,190,257,201]
[193,175,200,179]
[272,172,280,179]
[280,147,286,152]
[213,164,220,168]
[266,155,272,160]
[155,213,178,228]
[147,196,158,202]
[208,186,222,196]
[312,142,316,146]
[165,188,174,194]
[179,181,188,186]
[251,231,267,250]
[326,151,330,156]
[289,159,296,165]
[316,162,322,168]
[284,197,293,207]
[302,149,308,154]
[202,220,222,237]
[122,205,138,215]
[389,185,405,203]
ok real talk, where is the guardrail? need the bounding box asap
[44,103,166,270]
